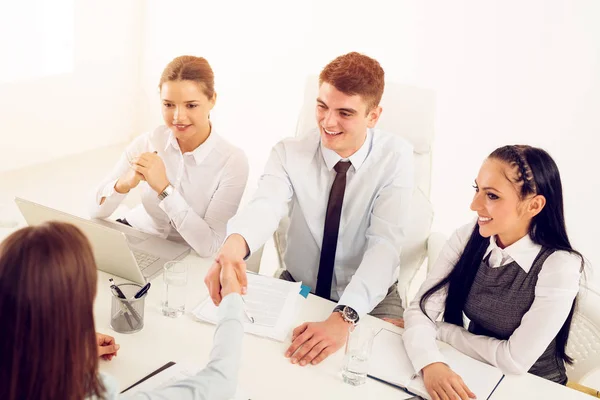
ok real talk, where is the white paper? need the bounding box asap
[193,273,303,342]
[126,363,250,399]
[369,329,414,389]
[369,329,504,400]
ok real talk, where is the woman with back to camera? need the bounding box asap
[90,55,249,257]
[397,145,584,400]
[0,221,244,399]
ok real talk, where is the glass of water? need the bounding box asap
[161,261,188,318]
[342,324,377,386]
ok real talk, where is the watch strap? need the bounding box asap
[158,184,174,201]
[334,305,359,324]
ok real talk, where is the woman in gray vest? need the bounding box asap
[402,145,585,400]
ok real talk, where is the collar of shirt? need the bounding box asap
[484,233,541,272]
[164,125,218,165]
[320,129,373,171]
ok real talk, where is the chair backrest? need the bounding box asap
[295,76,436,197]
[567,284,600,383]
[276,76,436,303]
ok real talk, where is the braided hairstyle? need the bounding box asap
[419,145,584,364]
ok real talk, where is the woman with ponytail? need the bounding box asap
[89,56,249,258]
[401,145,584,400]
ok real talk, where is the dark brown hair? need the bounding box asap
[159,55,215,98]
[319,52,385,112]
[0,222,103,400]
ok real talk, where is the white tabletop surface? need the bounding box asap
[95,254,414,399]
[95,253,592,400]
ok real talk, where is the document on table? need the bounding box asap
[123,362,250,399]
[368,329,504,400]
[192,272,303,342]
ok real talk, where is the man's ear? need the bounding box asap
[528,194,546,218]
[367,105,382,128]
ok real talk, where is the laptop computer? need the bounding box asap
[14,197,191,284]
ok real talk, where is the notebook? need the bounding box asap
[368,329,505,400]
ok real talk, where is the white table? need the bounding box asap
[96,254,413,399]
[95,254,592,400]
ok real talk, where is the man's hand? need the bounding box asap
[97,332,120,361]
[204,234,249,305]
[284,312,350,366]
[220,257,243,297]
[131,152,170,194]
[422,362,477,400]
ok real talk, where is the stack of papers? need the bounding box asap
[369,329,504,400]
[192,273,303,342]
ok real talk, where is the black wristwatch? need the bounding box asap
[333,305,359,325]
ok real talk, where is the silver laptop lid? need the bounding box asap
[14,197,146,284]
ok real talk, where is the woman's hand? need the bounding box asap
[422,362,476,400]
[115,163,145,194]
[131,152,170,194]
[97,332,120,361]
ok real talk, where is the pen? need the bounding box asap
[134,282,151,299]
[109,279,134,329]
[109,278,142,324]
[241,297,255,324]
[366,374,421,398]
[109,278,126,299]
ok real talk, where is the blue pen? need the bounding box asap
[134,282,151,299]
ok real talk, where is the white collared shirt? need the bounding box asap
[227,128,414,317]
[89,125,249,257]
[403,220,582,375]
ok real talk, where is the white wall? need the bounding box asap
[0,0,144,172]
[2,1,596,286]
[139,0,600,287]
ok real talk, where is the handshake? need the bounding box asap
[204,234,250,306]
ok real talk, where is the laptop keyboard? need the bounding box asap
[132,250,160,271]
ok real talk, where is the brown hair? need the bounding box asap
[319,52,385,112]
[0,222,103,400]
[159,55,215,98]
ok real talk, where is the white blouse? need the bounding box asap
[403,220,582,375]
[89,125,249,257]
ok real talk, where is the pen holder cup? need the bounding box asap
[110,283,147,334]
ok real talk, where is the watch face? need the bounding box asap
[343,306,359,322]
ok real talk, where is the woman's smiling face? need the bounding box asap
[470,158,543,248]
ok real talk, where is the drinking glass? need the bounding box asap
[161,261,189,317]
[342,324,377,385]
